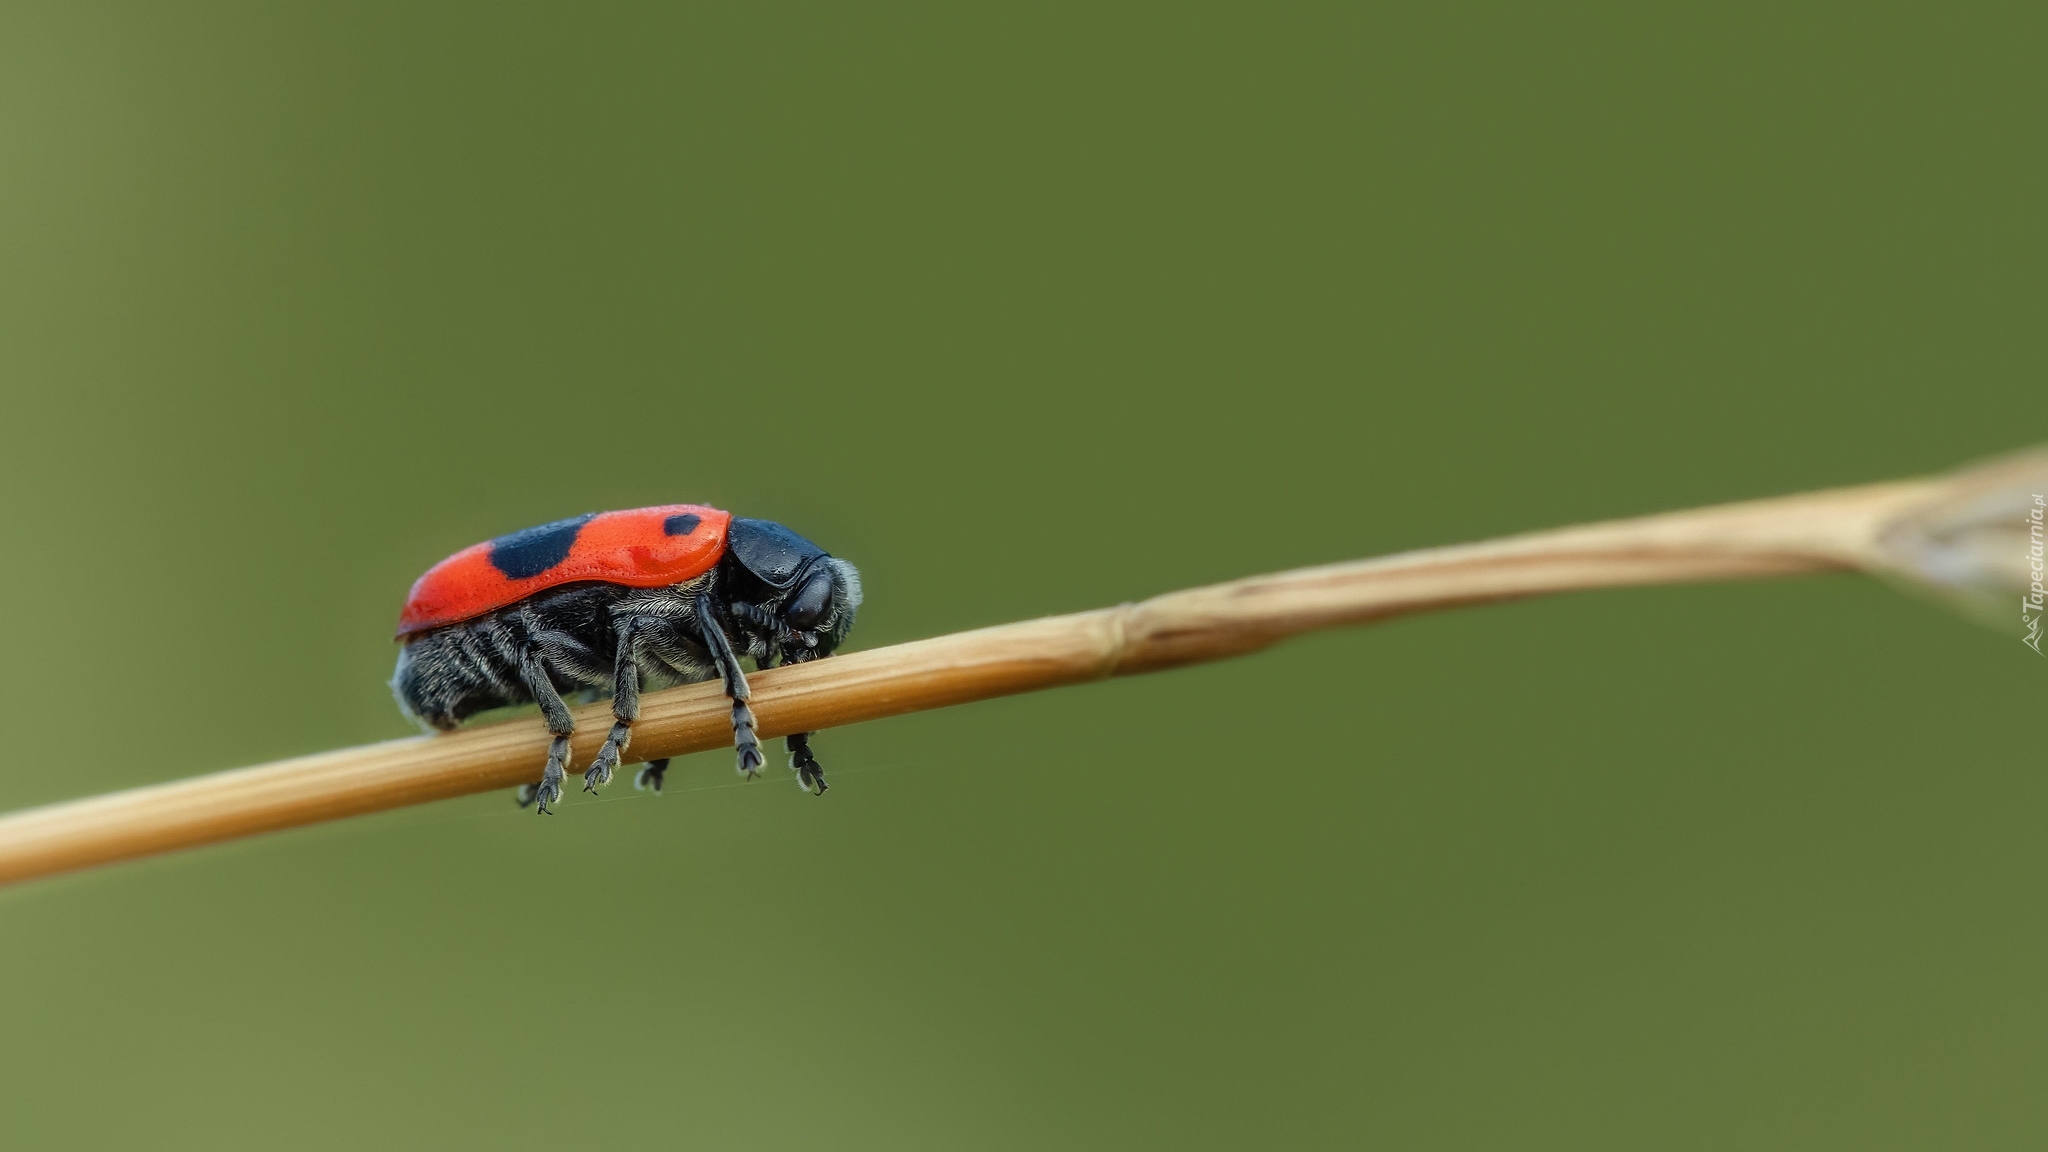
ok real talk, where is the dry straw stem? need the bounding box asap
[1,449,2041,888]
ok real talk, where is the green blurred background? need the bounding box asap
[1,3,2041,1148]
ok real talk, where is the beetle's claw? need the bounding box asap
[790,749,829,795]
[519,779,562,814]
[733,703,762,778]
[522,734,570,813]
[583,723,629,793]
[634,759,669,794]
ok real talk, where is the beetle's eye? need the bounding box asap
[785,568,833,631]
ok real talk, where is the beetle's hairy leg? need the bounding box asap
[776,648,827,794]
[787,732,828,796]
[694,594,763,778]
[516,646,575,814]
[585,618,650,793]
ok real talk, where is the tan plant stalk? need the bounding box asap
[0,450,2040,888]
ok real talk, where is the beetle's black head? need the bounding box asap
[721,517,863,665]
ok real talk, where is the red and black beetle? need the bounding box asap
[391,506,862,812]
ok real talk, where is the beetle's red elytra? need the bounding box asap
[397,504,732,636]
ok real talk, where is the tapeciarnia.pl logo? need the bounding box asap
[2026,494,2046,654]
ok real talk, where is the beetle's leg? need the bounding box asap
[751,621,780,672]
[774,646,829,795]
[694,593,763,777]
[634,757,670,793]
[787,731,828,795]
[724,601,786,670]
[514,646,575,814]
[583,617,651,793]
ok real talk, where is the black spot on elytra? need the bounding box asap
[489,513,596,579]
[663,512,702,537]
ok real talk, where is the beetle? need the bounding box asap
[390,505,862,813]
